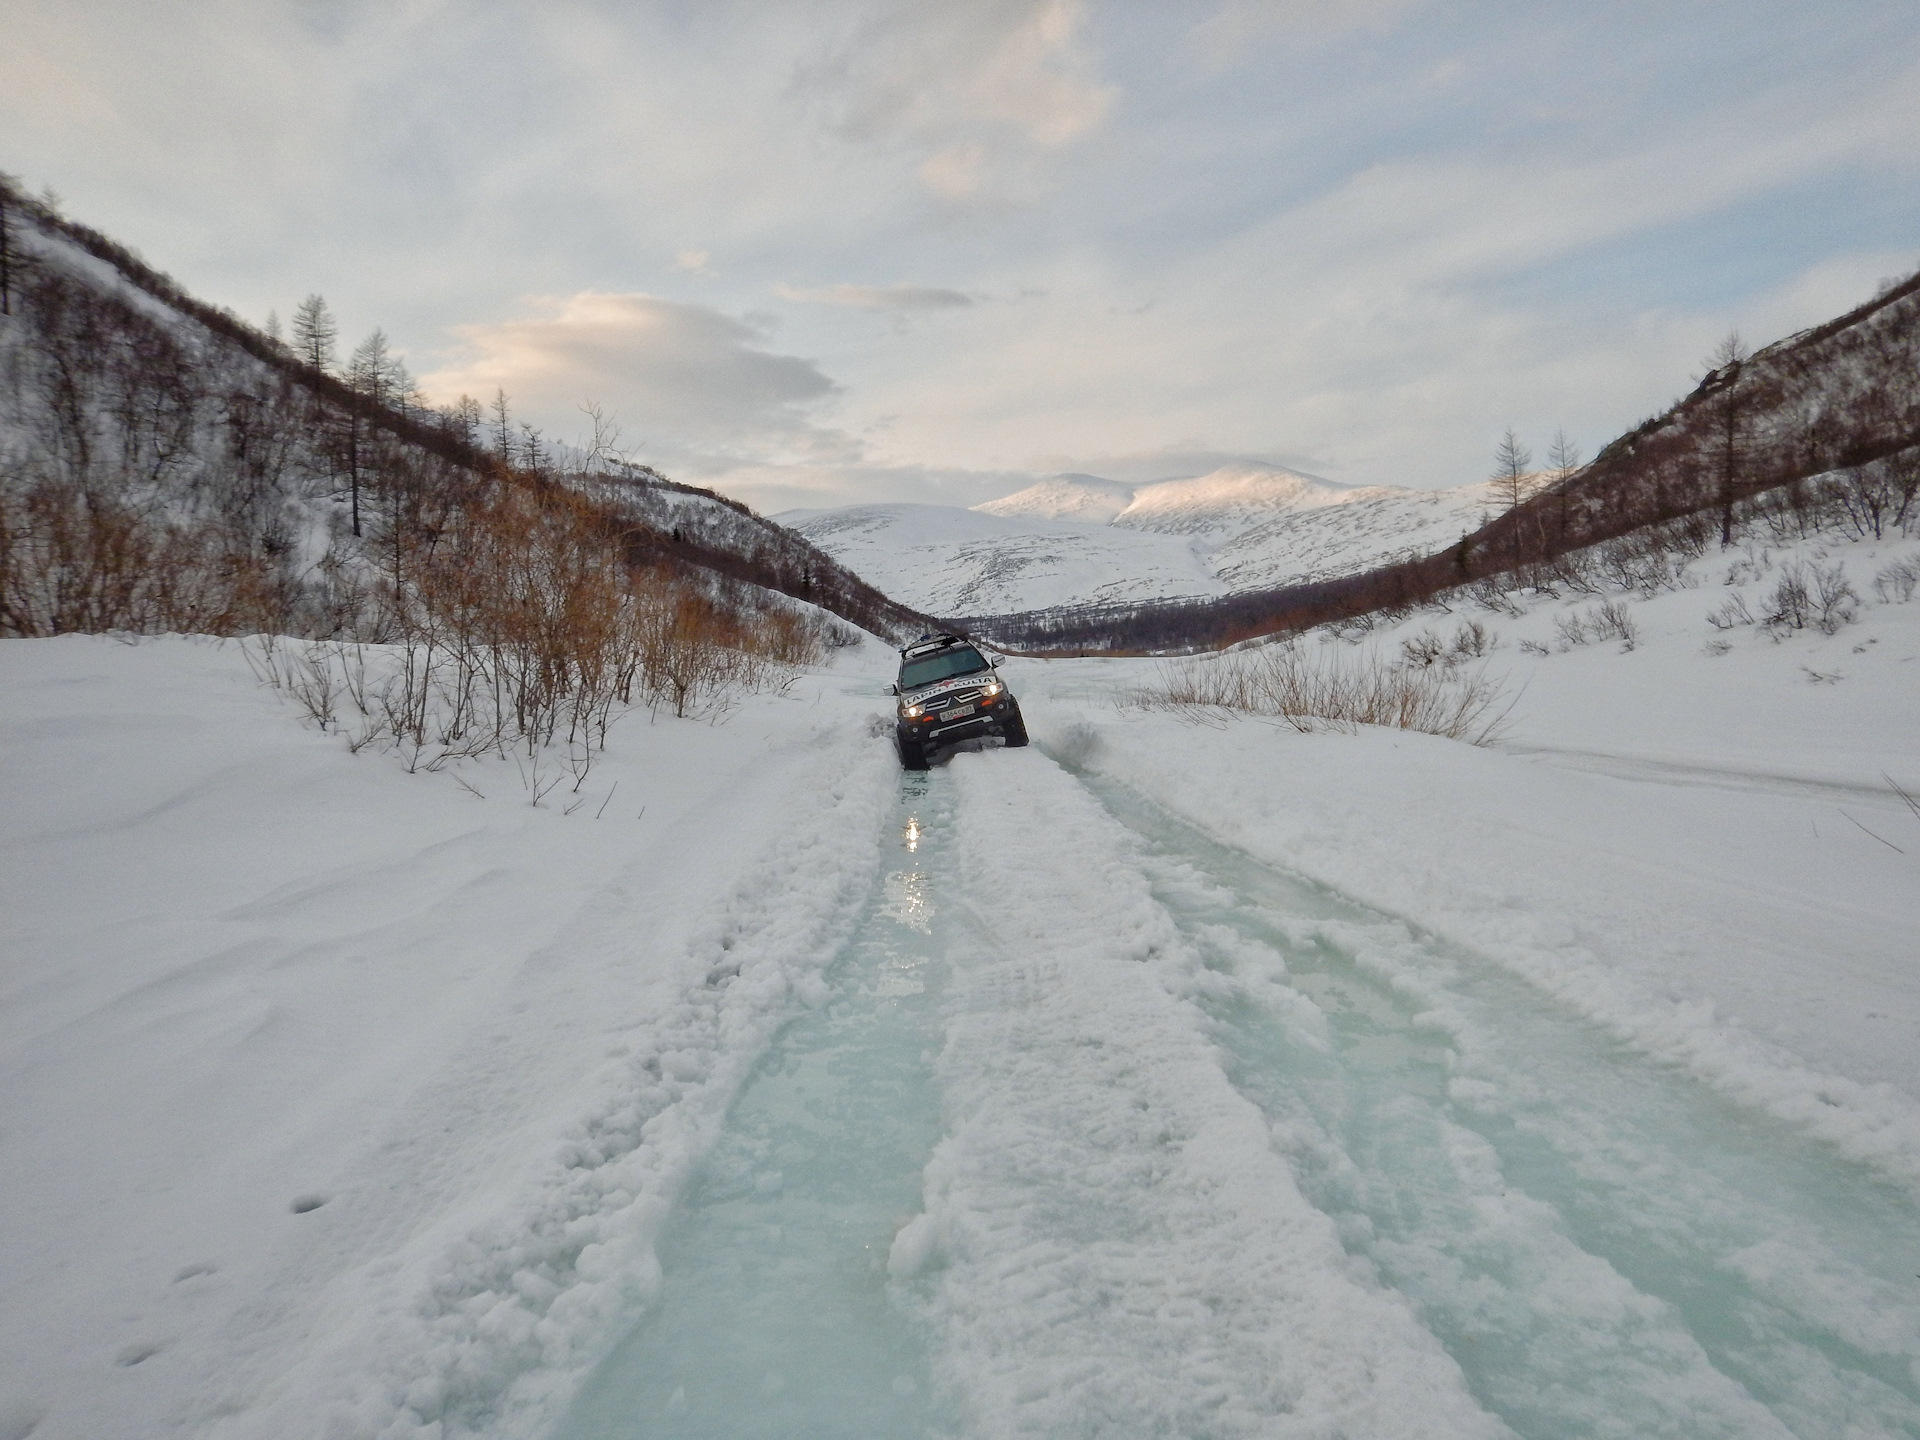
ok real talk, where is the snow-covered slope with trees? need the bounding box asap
[0,178,927,645]
[783,463,1506,619]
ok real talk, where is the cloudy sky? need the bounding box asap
[7,1,1918,514]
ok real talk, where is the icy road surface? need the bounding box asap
[553,749,1920,1440]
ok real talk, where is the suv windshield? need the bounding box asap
[901,645,988,690]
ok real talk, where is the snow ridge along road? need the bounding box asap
[1066,767,1920,1438]
[905,750,1509,1438]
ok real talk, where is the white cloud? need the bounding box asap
[799,0,1115,200]
[12,1,1920,515]
[419,292,852,470]
[775,282,974,311]
[1186,0,1427,70]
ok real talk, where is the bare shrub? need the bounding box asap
[1449,619,1495,660]
[1468,579,1524,616]
[1822,458,1920,540]
[241,478,843,773]
[1763,561,1856,634]
[0,480,288,636]
[1706,593,1755,629]
[1142,642,1512,745]
[1810,563,1859,635]
[1873,557,1919,603]
[1764,565,1812,630]
[1555,599,1639,650]
[1518,638,1550,656]
[1400,617,1496,666]
[1321,613,1377,643]
[1593,526,1695,596]
[1592,598,1640,648]
[1399,629,1446,668]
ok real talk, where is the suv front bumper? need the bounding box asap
[897,694,1017,749]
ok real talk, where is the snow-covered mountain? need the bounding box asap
[784,463,1508,618]
[773,504,1228,617]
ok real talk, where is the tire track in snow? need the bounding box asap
[555,772,962,1439]
[1065,764,1920,1439]
[896,748,1509,1439]
[207,724,899,1440]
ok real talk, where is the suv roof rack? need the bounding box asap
[900,632,968,657]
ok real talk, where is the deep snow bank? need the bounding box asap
[0,635,898,1440]
[1015,525,1920,1183]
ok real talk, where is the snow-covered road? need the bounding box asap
[560,748,1920,1438]
[4,631,1918,1439]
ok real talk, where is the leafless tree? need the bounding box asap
[490,388,514,464]
[0,180,16,316]
[579,401,634,475]
[292,294,338,374]
[1706,330,1750,546]
[1491,428,1533,511]
[1545,428,1581,543]
[447,394,484,449]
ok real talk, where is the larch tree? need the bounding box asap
[341,328,402,538]
[1491,428,1533,512]
[0,182,15,316]
[1706,330,1750,546]
[349,329,394,403]
[491,388,514,464]
[450,394,484,450]
[291,294,338,373]
[1546,428,1582,543]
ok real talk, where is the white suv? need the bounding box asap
[887,634,1028,770]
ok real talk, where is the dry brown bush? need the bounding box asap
[241,478,847,773]
[1141,642,1512,744]
[0,480,288,636]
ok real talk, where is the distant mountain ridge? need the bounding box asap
[783,462,1507,618]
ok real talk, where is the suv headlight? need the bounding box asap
[901,701,924,718]
[982,680,1002,698]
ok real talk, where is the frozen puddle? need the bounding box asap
[555,776,959,1440]
[1074,769,1920,1440]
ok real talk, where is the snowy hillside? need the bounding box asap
[4,515,1918,1438]
[0,179,926,645]
[785,462,1503,618]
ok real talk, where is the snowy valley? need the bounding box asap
[5,511,1919,1440]
[780,465,1509,618]
[6,170,1920,1440]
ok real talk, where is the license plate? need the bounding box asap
[939,704,975,722]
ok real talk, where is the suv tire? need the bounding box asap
[1002,705,1029,747]
[897,736,931,771]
